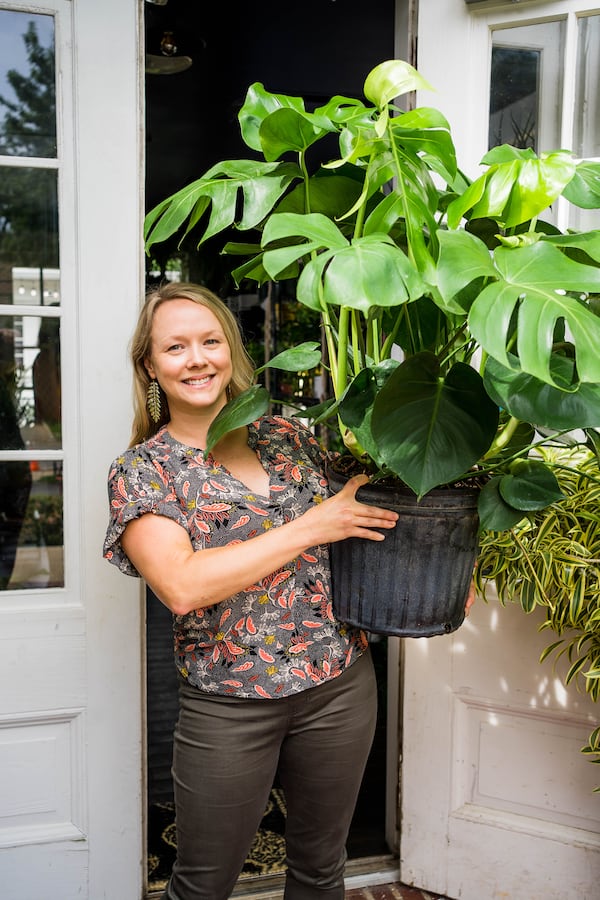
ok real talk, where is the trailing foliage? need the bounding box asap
[476,449,600,780]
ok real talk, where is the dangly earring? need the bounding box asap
[147,379,162,423]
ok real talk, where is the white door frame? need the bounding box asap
[0,1,145,897]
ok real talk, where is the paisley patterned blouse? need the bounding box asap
[103,415,367,699]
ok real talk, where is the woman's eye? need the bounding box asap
[167,343,183,352]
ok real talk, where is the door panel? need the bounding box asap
[402,2,600,898]
[0,1,143,897]
[401,597,600,900]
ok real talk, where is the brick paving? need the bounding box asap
[346,883,447,899]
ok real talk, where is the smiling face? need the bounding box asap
[145,297,233,427]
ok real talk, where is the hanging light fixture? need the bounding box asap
[146,28,192,75]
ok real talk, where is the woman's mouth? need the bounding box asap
[183,375,213,386]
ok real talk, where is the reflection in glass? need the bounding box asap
[490,21,564,154]
[0,167,59,304]
[0,460,63,590]
[489,46,540,150]
[571,15,600,232]
[0,314,61,449]
[0,10,56,157]
[574,15,600,158]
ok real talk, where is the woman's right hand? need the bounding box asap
[301,473,398,545]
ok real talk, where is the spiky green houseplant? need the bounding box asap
[475,448,600,778]
[144,59,600,532]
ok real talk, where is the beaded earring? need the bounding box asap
[146,379,162,423]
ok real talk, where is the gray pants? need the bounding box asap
[163,649,377,900]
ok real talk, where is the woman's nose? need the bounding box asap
[186,345,206,366]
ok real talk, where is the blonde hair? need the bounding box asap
[129,282,255,446]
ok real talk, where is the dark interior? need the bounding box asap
[143,0,397,878]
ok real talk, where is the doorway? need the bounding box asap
[143,0,399,892]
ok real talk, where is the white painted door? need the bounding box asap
[400,2,600,898]
[0,1,143,898]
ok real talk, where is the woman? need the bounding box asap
[104,282,436,899]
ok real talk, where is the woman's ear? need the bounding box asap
[144,358,156,380]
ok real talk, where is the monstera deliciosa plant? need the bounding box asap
[144,59,600,533]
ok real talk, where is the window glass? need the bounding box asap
[0,10,56,158]
[574,15,600,158]
[0,311,62,592]
[0,313,61,450]
[571,14,600,231]
[0,167,59,303]
[0,459,63,590]
[489,21,564,153]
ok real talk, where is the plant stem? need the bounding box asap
[486,416,521,456]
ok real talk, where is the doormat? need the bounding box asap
[147,787,287,892]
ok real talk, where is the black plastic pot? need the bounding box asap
[328,466,481,638]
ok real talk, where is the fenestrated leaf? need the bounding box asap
[262,211,348,249]
[478,476,526,532]
[389,107,457,181]
[469,241,600,385]
[484,355,600,430]
[447,149,577,228]
[370,352,499,496]
[256,342,321,374]
[205,386,269,455]
[144,160,302,252]
[499,459,564,511]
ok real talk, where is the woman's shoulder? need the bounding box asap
[107,427,171,478]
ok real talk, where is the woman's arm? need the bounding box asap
[121,474,397,616]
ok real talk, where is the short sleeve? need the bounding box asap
[103,446,188,577]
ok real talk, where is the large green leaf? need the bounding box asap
[238,82,306,152]
[256,342,321,374]
[205,386,270,455]
[261,212,347,284]
[144,160,301,251]
[337,361,399,466]
[320,236,425,314]
[469,241,600,385]
[276,172,365,220]
[363,59,433,108]
[484,355,600,429]
[498,459,564,511]
[447,149,577,228]
[436,229,497,312]
[262,211,348,249]
[388,108,457,181]
[370,352,499,496]
[563,161,600,209]
[478,477,526,532]
[258,107,335,161]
